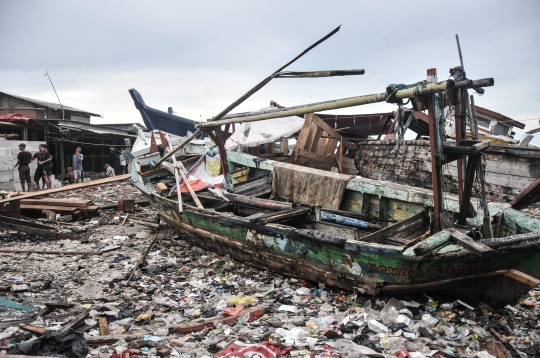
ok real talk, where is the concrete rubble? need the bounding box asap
[0,182,539,357]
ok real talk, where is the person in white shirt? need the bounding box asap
[119,148,127,174]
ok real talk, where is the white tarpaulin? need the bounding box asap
[225,107,305,152]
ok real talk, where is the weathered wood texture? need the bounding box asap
[447,228,495,257]
[293,113,358,175]
[355,140,540,202]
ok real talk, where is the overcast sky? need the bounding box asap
[1,0,539,144]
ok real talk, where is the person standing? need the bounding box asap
[38,144,53,190]
[31,144,46,190]
[119,148,127,174]
[13,143,32,192]
[72,147,84,183]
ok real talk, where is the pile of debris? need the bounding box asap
[0,182,539,358]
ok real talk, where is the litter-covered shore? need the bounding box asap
[0,182,539,357]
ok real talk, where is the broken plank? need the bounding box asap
[98,199,149,210]
[0,174,131,205]
[511,177,540,211]
[169,307,267,334]
[128,218,160,228]
[362,211,425,243]
[61,309,89,331]
[20,205,79,213]
[86,332,149,346]
[98,316,110,336]
[0,215,82,241]
[446,228,495,257]
[0,249,102,255]
[21,325,47,335]
[100,245,121,253]
[45,302,75,309]
[20,199,91,207]
[257,207,310,224]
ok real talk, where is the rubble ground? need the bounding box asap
[0,182,539,357]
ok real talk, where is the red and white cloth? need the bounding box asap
[214,341,293,358]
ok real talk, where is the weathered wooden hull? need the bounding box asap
[130,155,540,307]
[355,140,540,203]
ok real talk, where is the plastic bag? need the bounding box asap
[17,329,88,358]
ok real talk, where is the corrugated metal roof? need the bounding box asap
[56,120,137,137]
[0,91,101,117]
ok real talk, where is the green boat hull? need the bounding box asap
[130,153,540,307]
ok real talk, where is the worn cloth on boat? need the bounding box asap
[225,107,304,152]
[271,162,354,210]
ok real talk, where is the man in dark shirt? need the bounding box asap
[109,148,117,172]
[13,143,32,192]
[38,144,53,190]
[32,144,45,189]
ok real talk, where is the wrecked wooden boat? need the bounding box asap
[127,149,540,308]
[126,27,540,307]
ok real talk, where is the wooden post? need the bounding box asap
[458,154,481,225]
[470,95,493,238]
[453,91,464,202]
[426,79,443,233]
[59,139,65,176]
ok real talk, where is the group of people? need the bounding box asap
[13,144,128,191]
[12,143,53,192]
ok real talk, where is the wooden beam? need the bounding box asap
[510,177,540,211]
[20,199,91,207]
[361,211,425,243]
[20,205,79,213]
[0,174,130,204]
[0,215,82,241]
[292,113,314,157]
[226,193,292,211]
[128,218,160,228]
[447,228,495,257]
[0,249,103,255]
[256,207,310,224]
[427,94,443,232]
[61,309,90,331]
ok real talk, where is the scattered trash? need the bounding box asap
[0,181,539,357]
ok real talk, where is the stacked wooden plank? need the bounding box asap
[20,198,99,216]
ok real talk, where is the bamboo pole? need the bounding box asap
[200,80,455,129]
[176,163,204,210]
[275,69,364,78]
[455,34,464,69]
[165,133,183,213]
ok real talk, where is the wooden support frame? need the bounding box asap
[426,94,443,232]
[292,113,357,175]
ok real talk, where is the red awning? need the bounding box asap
[0,113,30,124]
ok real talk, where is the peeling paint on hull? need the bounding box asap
[130,155,540,307]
